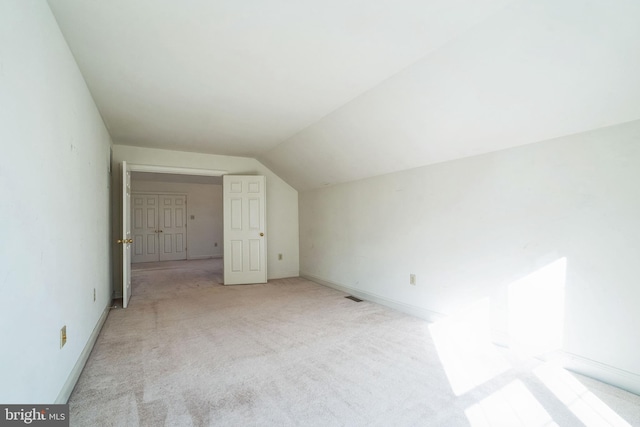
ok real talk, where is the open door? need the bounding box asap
[120,161,132,307]
[223,175,267,285]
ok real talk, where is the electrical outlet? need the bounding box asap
[278,253,283,260]
[410,274,416,286]
[60,326,67,349]
[93,288,96,302]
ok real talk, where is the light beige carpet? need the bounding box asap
[69,259,640,426]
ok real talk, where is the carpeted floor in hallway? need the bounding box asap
[69,259,640,426]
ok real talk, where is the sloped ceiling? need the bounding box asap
[48,0,640,190]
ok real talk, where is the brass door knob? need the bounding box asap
[260,232,264,237]
[127,239,133,244]
[117,239,124,244]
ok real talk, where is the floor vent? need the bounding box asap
[345,295,363,302]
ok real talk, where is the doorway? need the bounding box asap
[118,163,267,306]
[118,164,227,307]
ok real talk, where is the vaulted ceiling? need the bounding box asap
[48,0,640,190]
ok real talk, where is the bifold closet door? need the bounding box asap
[132,194,187,263]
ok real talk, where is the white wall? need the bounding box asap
[0,0,112,403]
[300,120,640,392]
[131,178,223,259]
[111,145,299,295]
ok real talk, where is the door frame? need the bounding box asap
[128,165,227,176]
[119,164,227,303]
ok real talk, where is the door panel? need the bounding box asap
[249,239,261,271]
[146,234,156,254]
[248,198,260,229]
[223,176,267,285]
[231,240,242,271]
[163,234,172,254]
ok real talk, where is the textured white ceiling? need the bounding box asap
[48,0,640,190]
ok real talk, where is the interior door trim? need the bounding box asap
[128,164,227,177]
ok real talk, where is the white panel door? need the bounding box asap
[121,161,132,308]
[223,175,266,285]
[159,195,187,261]
[131,194,187,262]
[132,194,159,263]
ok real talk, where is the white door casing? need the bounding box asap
[132,194,187,263]
[121,161,132,308]
[223,175,267,285]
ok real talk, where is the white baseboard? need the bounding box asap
[301,273,445,323]
[55,305,110,404]
[268,270,300,280]
[560,352,640,396]
[187,254,222,260]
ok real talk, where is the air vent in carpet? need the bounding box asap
[345,295,362,302]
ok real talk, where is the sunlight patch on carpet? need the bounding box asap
[534,362,632,427]
[465,380,557,427]
[429,298,511,396]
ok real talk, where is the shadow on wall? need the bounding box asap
[427,257,632,426]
